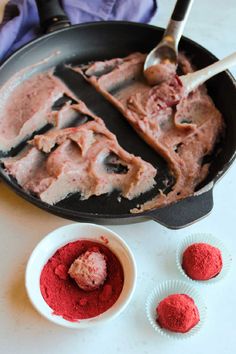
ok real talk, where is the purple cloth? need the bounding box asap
[0,0,158,61]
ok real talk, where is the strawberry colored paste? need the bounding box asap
[40,239,124,321]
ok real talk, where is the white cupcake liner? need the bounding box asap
[146,280,207,340]
[176,233,232,285]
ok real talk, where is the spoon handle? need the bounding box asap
[164,0,194,46]
[172,0,194,21]
[181,52,236,94]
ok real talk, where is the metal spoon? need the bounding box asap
[144,0,194,85]
[180,52,236,95]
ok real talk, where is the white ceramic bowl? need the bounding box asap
[25,223,137,328]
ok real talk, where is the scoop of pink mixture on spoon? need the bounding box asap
[144,0,194,85]
[148,52,236,110]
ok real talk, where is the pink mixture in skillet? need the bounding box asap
[0,52,224,211]
[77,53,224,211]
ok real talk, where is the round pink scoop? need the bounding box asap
[68,250,107,291]
[144,62,176,86]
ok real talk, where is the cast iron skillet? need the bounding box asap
[0,0,235,229]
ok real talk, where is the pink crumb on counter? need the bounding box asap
[100,235,109,244]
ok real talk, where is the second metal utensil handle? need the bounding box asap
[164,0,194,47]
[181,51,236,94]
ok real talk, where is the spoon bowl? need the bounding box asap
[144,40,177,85]
[144,40,177,71]
[144,0,194,85]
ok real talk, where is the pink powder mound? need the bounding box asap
[182,242,223,280]
[40,240,124,321]
[156,294,200,333]
[68,250,107,291]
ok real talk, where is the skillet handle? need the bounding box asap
[147,189,213,229]
[36,0,71,33]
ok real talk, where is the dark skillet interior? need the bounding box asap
[0,22,236,223]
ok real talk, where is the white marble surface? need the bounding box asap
[0,1,236,353]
